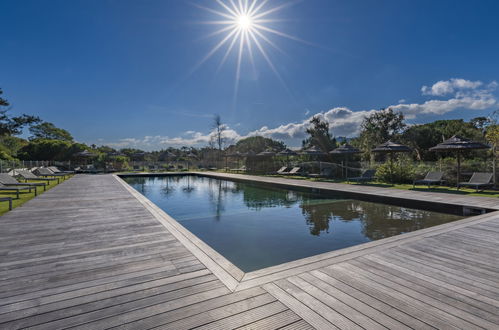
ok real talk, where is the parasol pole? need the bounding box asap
[457,150,461,185]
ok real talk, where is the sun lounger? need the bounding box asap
[0,197,12,210]
[230,166,246,173]
[16,170,60,185]
[35,167,67,178]
[0,173,46,192]
[308,167,333,178]
[276,166,289,174]
[348,169,376,183]
[413,171,445,188]
[48,166,74,174]
[457,172,493,191]
[0,182,35,198]
[281,167,302,175]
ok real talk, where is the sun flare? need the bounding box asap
[236,15,253,30]
[193,0,305,99]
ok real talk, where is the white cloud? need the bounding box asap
[421,78,483,96]
[98,78,497,149]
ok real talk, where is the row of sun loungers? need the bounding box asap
[0,167,72,204]
[274,167,495,191]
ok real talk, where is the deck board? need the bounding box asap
[1,173,498,329]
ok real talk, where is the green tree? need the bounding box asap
[18,139,87,161]
[401,119,485,161]
[0,88,41,136]
[302,115,337,152]
[29,122,73,141]
[358,108,406,155]
[235,136,286,153]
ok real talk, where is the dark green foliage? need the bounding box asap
[18,139,87,161]
[358,108,406,157]
[29,122,74,141]
[235,136,286,153]
[302,116,337,152]
[401,119,486,161]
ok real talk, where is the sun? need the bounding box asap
[192,0,306,99]
[236,14,253,30]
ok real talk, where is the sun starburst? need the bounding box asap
[193,0,304,100]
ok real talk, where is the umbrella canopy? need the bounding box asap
[429,135,489,151]
[330,144,361,155]
[226,151,243,157]
[330,144,361,178]
[257,150,276,157]
[372,141,411,183]
[277,149,298,156]
[74,150,97,157]
[301,146,327,156]
[372,141,412,153]
[241,150,256,157]
[430,135,490,184]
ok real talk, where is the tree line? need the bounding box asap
[1,87,498,165]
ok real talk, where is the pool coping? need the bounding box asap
[115,172,499,292]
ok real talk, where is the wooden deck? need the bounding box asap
[1,174,498,329]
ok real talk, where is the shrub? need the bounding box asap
[375,156,417,183]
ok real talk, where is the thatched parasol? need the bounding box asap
[278,149,298,167]
[241,150,256,157]
[301,146,327,172]
[257,150,276,157]
[429,135,489,183]
[330,144,361,178]
[300,146,327,156]
[372,141,412,183]
[74,150,97,166]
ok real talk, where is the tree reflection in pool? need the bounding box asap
[124,175,464,272]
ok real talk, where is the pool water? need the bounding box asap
[124,175,464,272]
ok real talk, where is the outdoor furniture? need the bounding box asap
[0,183,35,198]
[430,136,490,184]
[348,169,376,183]
[308,167,333,178]
[0,173,46,192]
[276,166,289,174]
[281,167,302,175]
[413,171,445,188]
[35,167,67,179]
[16,170,60,185]
[457,172,493,191]
[0,197,12,210]
[231,166,246,173]
[48,166,74,174]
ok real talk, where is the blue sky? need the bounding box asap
[1,0,499,150]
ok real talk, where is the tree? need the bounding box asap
[0,88,41,136]
[401,119,486,161]
[18,139,87,161]
[358,108,406,158]
[302,115,337,152]
[29,122,73,141]
[235,136,286,153]
[211,114,226,165]
[211,114,226,152]
[486,125,499,187]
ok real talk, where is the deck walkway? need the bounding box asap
[0,174,498,329]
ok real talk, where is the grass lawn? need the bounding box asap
[263,174,499,198]
[0,176,71,216]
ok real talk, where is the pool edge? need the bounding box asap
[116,172,499,292]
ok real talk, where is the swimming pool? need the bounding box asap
[123,175,464,272]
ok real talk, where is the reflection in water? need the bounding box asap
[124,175,464,272]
